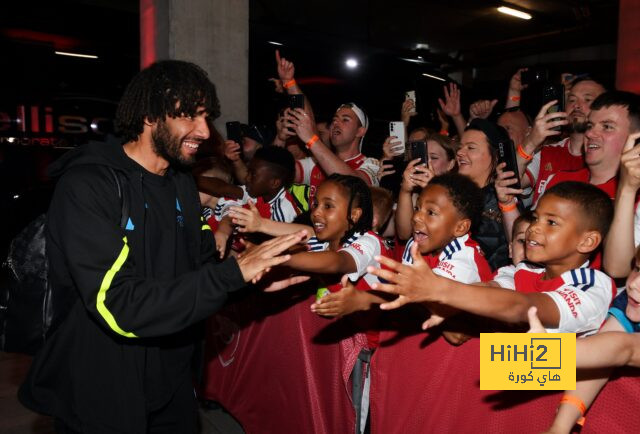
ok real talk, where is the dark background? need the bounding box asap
[0,0,620,254]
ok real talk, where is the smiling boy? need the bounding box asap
[371,181,616,335]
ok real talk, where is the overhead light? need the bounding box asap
[400,57,426,64]
[415,43,430,50]
[267,41,283,46]
[422,73,446,82]
[497,6,532,20]
[345,58,358,69]
[55,51,98,59]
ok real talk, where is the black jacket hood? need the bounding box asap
[48,135,134,178]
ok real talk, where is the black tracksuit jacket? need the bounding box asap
[19,139,246,432]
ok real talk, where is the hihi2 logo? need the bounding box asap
[480,333,576,390]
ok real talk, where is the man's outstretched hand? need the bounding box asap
[236,231,307,283]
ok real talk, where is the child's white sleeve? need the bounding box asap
[297,157,316,186]
[432,248,482,284]
[493,265,517,289]
[356,158,381,186]
[213,186,250,221]
[543,271,615,334]
[339,233,380,281]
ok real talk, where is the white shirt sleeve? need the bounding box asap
[432,247,482,284]
[543,272,614,334]
[339,233,381,281]
[493,265,517,289]
[356,157,381,186]
[213,185,250,221]
[297,157,316,186]
[525,150,542,187]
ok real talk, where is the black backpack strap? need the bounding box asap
[107,167,130,230]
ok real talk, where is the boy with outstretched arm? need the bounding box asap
[369,181,616,335]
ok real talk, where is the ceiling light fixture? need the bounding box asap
[497,6,532,20]
[422,73,446,82]
[401,57,426,64]
[267,41,283,46]
[55,51,98,59]
[345,58,358,69]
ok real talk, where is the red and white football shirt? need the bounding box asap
[494,261,616,335]
[527,138,585,203]
[401,233,493,283]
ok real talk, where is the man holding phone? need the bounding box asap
[287,102,380,188]
[517,77,606,202]
[275,51,380,188]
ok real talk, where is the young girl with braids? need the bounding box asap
[231,174,391,432]
[230,173,392,316]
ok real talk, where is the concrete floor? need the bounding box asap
[0,352,244,434]
[0,352,54,434]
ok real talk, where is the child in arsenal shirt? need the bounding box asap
[369,181,616,336]
[395,173,494,334]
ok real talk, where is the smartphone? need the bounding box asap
[289,94,305,110]
[226,121,243,144]
[409,140,428,166]
[389,121,406,156]
[405,90,416,113]
[496,138,521,191]
[542,83,565,131]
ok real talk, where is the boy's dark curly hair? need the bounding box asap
[115,60,220,142]
[324,174,373,244]
[544,181,613,238]
[252,146,296,188]
[429,172,483,225]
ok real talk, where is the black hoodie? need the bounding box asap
[19,138,245,432]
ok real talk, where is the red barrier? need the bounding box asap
[370,319,640,433]
[201,287,362,434]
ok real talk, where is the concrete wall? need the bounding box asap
[140,0,249,131]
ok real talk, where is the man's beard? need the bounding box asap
[567,111,588,134]
[151,120,195,170]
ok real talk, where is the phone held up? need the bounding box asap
[289,94,305,110]
[541,83,565,131]
[408,140,428,166]
[497,138,521,191]
[389,121,406,156]
[405,90,416,113]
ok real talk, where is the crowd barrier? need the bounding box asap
[202,288,640,433]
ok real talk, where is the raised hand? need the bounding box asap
[401,158,434,193]
[367,242,443,310]
[469,99,498,120]
[523,100,568,153]
[401,98,418,126]
[284,108,316,143]
[229,201,263,233]
[223,139,242,162]
[438,83,461,118]
[619,132,640,192]
[275,49,295,83]
[382,135,404,159]
[377,161,396,181]
[236,231,307,283]
[509,68,529,93]
[310,275,367,317]
[495,162,524,205]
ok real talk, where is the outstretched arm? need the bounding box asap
[603,132,640,277]
[286,249,357,275]
[228,202,313,241]
[368,242,561,327]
